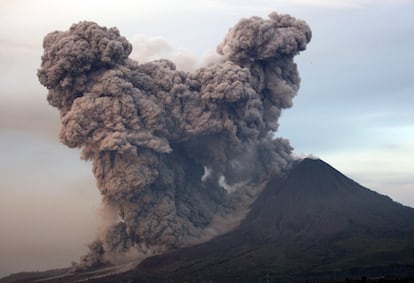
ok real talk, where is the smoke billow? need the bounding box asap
[38,12,311,268]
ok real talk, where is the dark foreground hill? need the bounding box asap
[2,158,414,282]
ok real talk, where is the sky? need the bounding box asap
[0,0,413,278]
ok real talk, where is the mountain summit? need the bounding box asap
[2,158,414,282]
[245,158,414,240]
[129,158,414,282]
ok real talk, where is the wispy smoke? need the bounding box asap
[129,35,200,72]
[38,12,311,268]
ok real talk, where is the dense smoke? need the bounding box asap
[38,12,311,268]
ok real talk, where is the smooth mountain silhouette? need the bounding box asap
[2,158,414,282]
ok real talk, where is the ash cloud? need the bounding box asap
[37,12,311,268]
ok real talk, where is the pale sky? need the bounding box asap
[0,0,413,278]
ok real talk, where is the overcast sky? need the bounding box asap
[0,0,413,278]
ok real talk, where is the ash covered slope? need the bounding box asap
[123,158,414,282]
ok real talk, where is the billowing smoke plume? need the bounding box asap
[38,12,311,268]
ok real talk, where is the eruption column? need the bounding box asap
[38,12,311,268]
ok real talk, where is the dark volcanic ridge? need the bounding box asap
[3,158,414,282]
[126,158,414,282]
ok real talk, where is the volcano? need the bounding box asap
[3,158,414,282]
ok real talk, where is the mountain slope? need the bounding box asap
[245,158,414,240]
[125,158,414,282]
[2,158,414,282]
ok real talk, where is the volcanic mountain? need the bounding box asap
[2,158,414,282]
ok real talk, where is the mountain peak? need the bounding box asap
[242,156,414,243]
[295,157,344,176]
[282,157,360,197]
